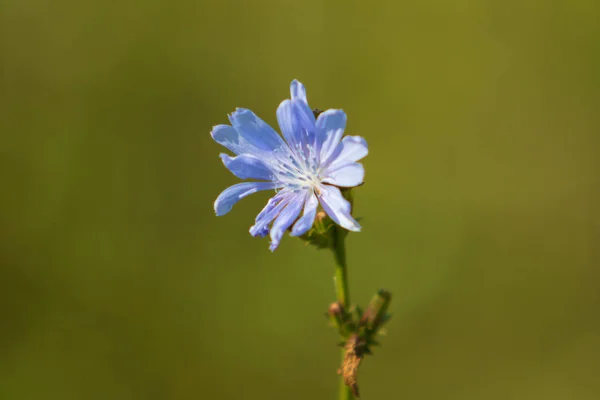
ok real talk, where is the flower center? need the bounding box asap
[271,143,322,190]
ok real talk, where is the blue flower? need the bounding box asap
[211,80,368,251]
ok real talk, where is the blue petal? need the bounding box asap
[317,109,346,165]
[322,163,364,187]
[290,80,307,104]
[294,99,317,146]
[325,135,368,170]
[276,99,317,151]
[269,191,306,251]
[228,108,287,152]
[317,185,361,232]
[211,124,260,156]
[220,153,273,180]
[290,192,318,236]
[214,182,280,216]
[276,100,297,147]
[249,190,296,237]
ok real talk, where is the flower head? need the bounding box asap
[212,80,368,251]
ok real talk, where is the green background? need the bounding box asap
[1,1,599,399]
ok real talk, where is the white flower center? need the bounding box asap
[271,143,323,191]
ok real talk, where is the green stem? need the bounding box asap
[333,227,349,308]
[332,226,352,400]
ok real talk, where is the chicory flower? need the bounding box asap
[212,80,368,251]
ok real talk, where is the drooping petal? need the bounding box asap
[290,79,307,104]
[269,191,306,251]
[290,192,318,236]
[317,185,361,232]
[249,189,296,237]
[321,162,364,187]
[214,182,281,216]
[211,124,260,156]
[317,109,346,164]
[220,153,273,180]
[325,135,368,170]
[228,108,287,152]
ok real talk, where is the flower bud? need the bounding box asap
[328,301,345,331]
[360,289,391,332]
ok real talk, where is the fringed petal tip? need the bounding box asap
[290,79,307,104]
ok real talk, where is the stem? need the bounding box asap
[338,355,352,400]
[333,227,349,308]
[332,226,352,400]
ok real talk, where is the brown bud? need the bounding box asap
[315,210,328,223]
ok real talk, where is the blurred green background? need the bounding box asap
[1,0,599,399]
